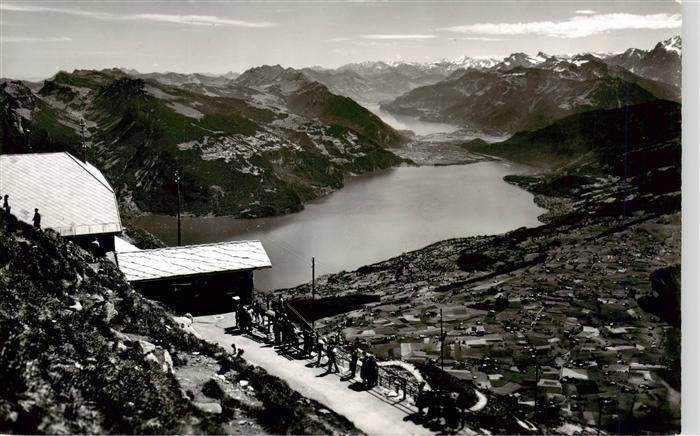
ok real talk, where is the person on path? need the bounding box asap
[2,195,10,214]
[444,392,461,431]
[348,345,359,379]
[273,319,281,345]
[239,306,251,333]
[426,390,442,425]
[455,390,471,429]
[32,208,41,229]
[303,328,312,356]
[287,321,298,352]
[315,339,325,366]
[326,341,339,373]
[363,354,378,388]
[360,352,370,386]
[416,382,428,416]
[370,355,379,387]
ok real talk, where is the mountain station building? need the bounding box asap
[0,152,122,254]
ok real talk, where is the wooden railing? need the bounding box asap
[252,301,425,403]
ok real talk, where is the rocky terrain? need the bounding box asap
[282,99,682,434]
[380,36,681,135]
[0,66,403,218]
[0,212,360,434]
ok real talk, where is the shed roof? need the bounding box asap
[0,152,122,236]
[117,240,271,282]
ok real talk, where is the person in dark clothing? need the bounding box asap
[455,391,471,429]
[302,329,312,356]
[360,352,369,386]
[348,345,359,379]
[273,319,281,345]
[2,195,10,214]
[364,354,378,388]
[90,238,101,259]
[286,321,298,351]
[326,342,339,373]
[315,339,325,366]
[32,208,41,229]
[444,392,461,430]
[239,306,251,333]
[426,391,442,424]
[416,382,428,416]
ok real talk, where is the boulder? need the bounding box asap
[193,402,222,414]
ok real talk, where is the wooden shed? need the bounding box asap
[116,240,271,315]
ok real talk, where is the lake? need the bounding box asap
[362,103,461,136]
[133,162,545,290]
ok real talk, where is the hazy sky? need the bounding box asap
[0,0,682,80]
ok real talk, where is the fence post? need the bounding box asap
[402,379,407,400]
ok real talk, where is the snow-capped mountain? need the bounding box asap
[602,36,681,87]
[306,36,681,105]
[379,36,681,135]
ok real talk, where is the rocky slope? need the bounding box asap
[0,67,403,218]
[282,100,681,434]
[379,37,681,135]
[0,212,360,434]
[463,99,681,168]
[303,61,455,104]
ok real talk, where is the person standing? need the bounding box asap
[32,208,41,229]
[368,355,379,388]
[360,352,369,386]
[315,339,325,367]
[303,328,312,356]
[326,341,339,373]
[349,345,359,379]
[2,195,10,214]
[416,382,427,416]
[273,318,281,345]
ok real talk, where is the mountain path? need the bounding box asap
[194,313,433,436]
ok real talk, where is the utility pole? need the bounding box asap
[533,356,541,418]
[79,118,87,162]
[597,397,610,435]
[175,170,182,246]
[25,127,31,152]
[440,308,445,370]
[311,257,316,329]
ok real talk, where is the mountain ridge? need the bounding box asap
[1,67,404,218]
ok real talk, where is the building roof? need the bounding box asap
[116,240,271,282]
[0,152,122,236]
[114,236,141,253]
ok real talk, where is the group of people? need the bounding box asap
[229,299,476,431]
[2,194,41,229]
[416,385,472,431]
[358,349,379,388]
[235,303,254,333]
[272,313,299,350]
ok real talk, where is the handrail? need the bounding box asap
[262,300,425,403]
[284,301,316,332]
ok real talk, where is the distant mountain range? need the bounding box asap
[0,67,402,217]
[0,36,682,217]
[91,36,681,117]
[379,36,681,135]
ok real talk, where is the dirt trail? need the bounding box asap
[194,313,434,436]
